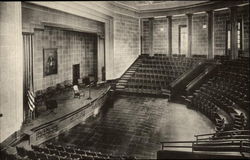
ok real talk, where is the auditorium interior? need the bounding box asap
[0,1,250,159]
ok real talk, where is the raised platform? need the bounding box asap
[21,83,111,145]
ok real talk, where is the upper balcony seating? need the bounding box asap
[189,58,249,132]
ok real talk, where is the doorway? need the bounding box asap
[73,64,80,85]
[179,25,188,56]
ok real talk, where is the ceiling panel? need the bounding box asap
[115,1,210,10]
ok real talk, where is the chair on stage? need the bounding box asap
[73,85,81,98]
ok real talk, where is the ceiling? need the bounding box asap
[115,1,210,11]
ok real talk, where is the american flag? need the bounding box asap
[27,90,35,112]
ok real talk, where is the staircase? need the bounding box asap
[115,54,204,98]
[115,57,142,92]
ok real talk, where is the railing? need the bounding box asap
[160,141,194,151]
[185,64,217,94]
[194,130,250,141]
[169,61,205,89]
[160,139,250,153]
[160,130,250,154]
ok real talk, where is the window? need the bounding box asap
[226,19,242,54]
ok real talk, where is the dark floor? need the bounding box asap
[48,95,214,159]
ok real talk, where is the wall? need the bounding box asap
[0,2,23,143]
[22,3,103,91]
[214,10,230,56]
[142,5,249,57]
[33,27,97,91]
[153,19,168,54]
[113,14,140,79]
[142,20,150,54]
[172,16,186,55]
[214,6,249,56]
[192,14,208,56]
[238,5,249,55]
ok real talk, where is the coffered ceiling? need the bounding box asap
[114,1,210,11]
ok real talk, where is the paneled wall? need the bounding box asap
[33,27,97,91]
[142,5,249,57]
[113,14,140,79]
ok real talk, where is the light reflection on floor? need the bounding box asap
[48,95,215,159]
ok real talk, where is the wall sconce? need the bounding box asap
[160,28,164,31]
[203,24,207,29]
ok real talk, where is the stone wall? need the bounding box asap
[113,14,140,79]
[142,5,249,57]
[33,27,97,91]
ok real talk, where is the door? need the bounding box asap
[179,25,188,56]
[72,64,80,85]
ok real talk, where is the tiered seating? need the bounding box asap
[116,54,203,96]
[15,143,136,160]
[189,58,249,132]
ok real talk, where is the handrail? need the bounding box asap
[195,130,250,137]
[161,139,250,144]
[119,55,141,79]
[160,139,250,153]
[185,64,216,92]
[169,60,204,88]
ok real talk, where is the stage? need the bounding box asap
[21,83,111,145]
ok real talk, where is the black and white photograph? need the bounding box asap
[0,1,249,159]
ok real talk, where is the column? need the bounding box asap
[230,6,238,59]
[0,2,23,142]
[207,10,214,59]
[167,16,172,56]
[149,18,154,56]
[187,14,193,57]
[140,18,143,54]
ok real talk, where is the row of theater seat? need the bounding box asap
[16,143,136,160]
[190,91,225,132]
[188,57,249,132]
[118,54,203,95]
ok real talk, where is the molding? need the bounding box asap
[42,22,99,34]
[27,2,111,23]
[138,1,249,18]
[113,1,138,11]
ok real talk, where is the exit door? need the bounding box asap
[73,64,80,85]
[179,25,188,56]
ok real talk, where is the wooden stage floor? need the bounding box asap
[21,84,110,136]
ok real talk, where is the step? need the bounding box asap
[127,70,136,73]
[193,145,241,152]
[124,72,134,75]
[116,85,125,89]
[118,80,128,83]
[120,77,130,80]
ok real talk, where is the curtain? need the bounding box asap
[23,33,34,121]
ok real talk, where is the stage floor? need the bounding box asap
[47,95,215,159]
[21,84,110,135]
